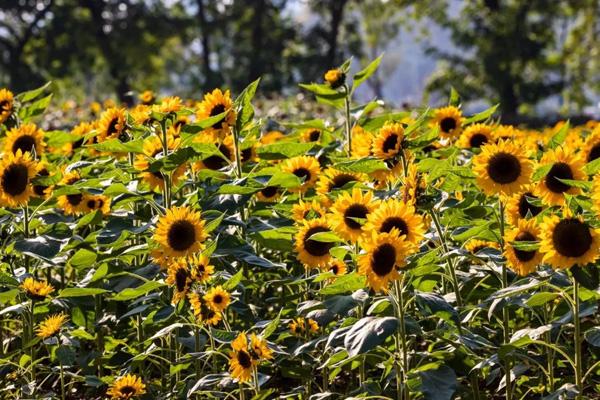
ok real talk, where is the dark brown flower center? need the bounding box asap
[371,243,396,276]
[67,193,82,206]
[308,130,320,142]
[213,294,223,304]
[303,226,333,257]
[545,162,573,193]
[33,168,49,196]
[513,231,537,262]
[120,385,136,396]
[293,167,311,183]
[210,104,226,117]
[12,135,36,155]
[203,144,231,170]
[330,264,339,274]
[175,267,189,291]
[0,100,10,111]
[260,186,277,198]
[237,350,252,368]
[588,144,600,163]
[167,220,197,251]
[329,174,356,191]
[87,199,96,209]
[380,217,409,237]
[382,134,399,154]
[241,147,253,162]
[343,204,368,230]
[1,163,29,196]
[440,117,457,133]
[469,133,489,148]
[552,219,592,258]
[486,152,522,184]
[518,192,542,219]
[107,117,120,136]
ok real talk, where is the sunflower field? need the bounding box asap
[1,56,600,400]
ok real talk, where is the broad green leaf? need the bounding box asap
[308,231,342,243]
[16,81,52,103]
[352,54,382,92]
[320,272,366,295]
[58,288,108,298]
[547,121,570,150]
[526,292,559,307]
[90,138,145,154]
[343,316,398,357]
[464,104,499,125]
[112,281,164,301]
[333,158,387,174]
[69,249,97,268]
[222,269,243,291]
[257,142,314,160]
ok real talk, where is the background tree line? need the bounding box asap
[0,0,598,119]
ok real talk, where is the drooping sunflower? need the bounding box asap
[400,163,427,206]
[256,186,280,202]
[289,317,319,336]
[134,135,185,190]
[36,313,68,339]
[196,89,236,136]
[582,127,600,163]
[98,108,127,141]
[189,292,222,326]
[187,253,215,283]
[292,199,326,223]
[351,125,373,158]
[504,219,543,276]
[506,185,544,225]
[465,239,500,255]
[358,230,411,292]
[20,277,54,301]
[229,333,256,383]
[371,158,404,189]
[295,218,334,268]
[166,261,192,304]
[154,206,207,257]
[457,123,493,149]
[535,147,586,206]
[372,122,404,159]
[281,156,320,193]
[329,189,379,242]
[0,150,37,207]
[0,88,14,124]
[250,333,273,360]
[301,128,322,143]
[106,374,146,399]
[363,198,425,251]
[324,68,345,88]
[204,286,231,313]
[4,123,46,156]
[540,215,600,269]
[472,140,533,197]
[57,171,85,215]
[152,96,183,114]
[316,167,364,202]
[139,90,155,105]
[432,106,463,139]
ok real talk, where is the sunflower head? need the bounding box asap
[535,147,586,206]
[281,156,320,193]
[301,128,322,143]
[289,317,319,336]
[292,199,326,223]
[193,134,235,171]
[358,230,411,292]
[129,104,152,125]
[457,123,493,149]
[372,122,404,159]
[82,194,111,215]
[250,333,273,360]
[20,277,54,301]
[540,215,600,269]
[189,292,222,326]
[324,68,345,88]
[295,218,334,268]
[465,239,500,255]
[229,332,256,382]
[504,219,542,276]
[154,206,207,257]
[188,253,215,283]
[107,374,146,399]
[351,125,373,158]
[316,167,364,202]
[433,106,463,138]
[260,130,285,145]
[330,188,379,242]
[4,123,46,156]
[583,127,600,163]
[152,96,183,115]
[196,89,236,135]
[0,149,37,207]
[472,140,533,197]
[36,313,68,339]
[134,134,184,190]
[166,261,192,304]
[204,285,231,313]
[0,88,14,124]
[256,186,280,202]
[506,186,543,226]
[98,108,127,141]
[139,90,155,105]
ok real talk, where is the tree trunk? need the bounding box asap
[197,0,214,89]
[326,0,349,67]
[248,0,266,83]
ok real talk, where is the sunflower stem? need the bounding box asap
[253,365,260,395]
[232,125,243,179]
[29,299,35,382]
[343,84,352,157]
[498,200,512,400]
[393,276,409,400]
[194,326,202,379]
[574,279,583,398]
[23,206,30,273]
[59,359,65,400]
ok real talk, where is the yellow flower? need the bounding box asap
[189,292,222,326]
[32,165,53,199]
[539,215,600,269]
[504,219,542,276]
[192,134,235,171]
[256,186,280,202]
[260,130,285,145]
[129,104,152,125]
[372,122,404,159]
[106,374,146,399]
[295,218,334,268]
[315,167,364,204]
[506,185,543,226]
[133,134,185,191]
[327,259,347,277]
[4,123,46,156]
[281,156,320,193]
[153,206,207,257]
[20,277,54,301]
[250,333,273,360]
[36,313,68,339]
[534,147,586,206]
[166,261,192,304]
[82,194,111,215]
[152,96,182,114]
[139,90,155,105]
[292,199,326,223]
[457,124,493,149]
[358,230,411,292]
[289,317,319,336]
[0,150,38,207]
[465,239,500,255]
[229,332,256,383]
[0,88,14,124]
[432,106,463,138]
[582,126,600,163]
[187,253,215,283]
[324,68,345,88]
[351,125,373,158]
[196,89,236,138]
[204,286,231,312]
[301,128,322,143]
[56,171,84,215]
[329,189,379,242]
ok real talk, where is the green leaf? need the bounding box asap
[222,269,243,291]
[236,78,261,131]
[343,316,398,357]
[0,289,19,303]
[90,138,144,154]
[333,157,387,174]
[19,93,53,120]
[571,265,599,290]
[585,157,600,175]
[556,178,592,190]
[448,87,460,106]
[14,236,62,261]
[58,288,108,298]
[69,249,97,268]
[547,121,570,150]
[261,310,281,339]
[526,292,559,307]
[352,54,382,92]
[204,213,224,233]
[16,81,52,103]
[584,327,600,347]
[257,142,314,160]
[464,104,499,125]
[308,231,342,243]
[320,272,366,295]
[532,164,552,182]
[112,281,165,301]
[56,346,76,366]
[418,365,458,400]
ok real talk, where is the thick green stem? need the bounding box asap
[498,200,512,400]
[393,277,409,400]
[574,280,583,398]
[343,85,352,157]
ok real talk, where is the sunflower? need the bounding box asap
[327,259,347,277]
[81,194,111,215]
[250,333,273,360]
[153,96,183,115]
[107,374,146,399]
[363,198,425,251]
[4,123,46,156]
[324,68,345,88]
[301,128,322,143]
[0,150,37,207]
[229,333,256,383]
[189,292,222,326]
[289,317,319,336]
[472,140,533,197]
[0,88,14,124]
[358,230,410,292]
[292,199,326,222]
[57,171,85,215]
[129,104,152,126]
[457,123,493,149]
[295,218,334,268]
[139,90,155,105]
[432,106,463,138]
[316,167,364,202]
[506,186,543,225]
[62,121,94,155]
[20,277,54,301]
[256,186,280,202]
[329,189,379,242]
[196,89,236,136]
[372,122,404,159]
[401,163,426,206]
[504,219,543,276]
[204,286,231,313]
[465,239,500,255]
[154,206,207,257]
[351,125,373,158]
[371,159,403,189]
[193,135,235,171]
[581,128,600,164]
[260,130,285,145]
[98,108,127,141]
[166,261,192,304]
[535,147,586,206]
[281,156,320,193]
[540,215,600,269]
[32,165,53,198]
[187,253,215,283]
[36,313,68,339]
[134,135,185,190]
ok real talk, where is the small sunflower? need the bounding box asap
[465,239,500,255]
[351,125,373,158]
[4,123,46,156]
[372,122,404,159]
[401,163,427,206]
[20,277,54,301]
[540,215,600,269]
[0,88,14,124]
[316,167,364,202]
[324,68,345,88]
[250,333,273,360]
[292,199,326,223]
[152,96,183,114]
[62,121,94,155]
[193,135,235,171]
[189,292,222,326]
[301,128,322,143]
[260,130,285,145]
[188,253,215,283]
[432,106,463,138]
[36,313,68,339]
[472,140,533,197]
[32,165,53,198]
[281,156,320,193]
[134,135,185,190]
[107,374,146,399]
[0,150,37,207]
[229,333,256,383]
[98,108,127,141]
[295,218,334,268]
[504,219,543,276]
[289,317,319,336]
[82,194,111,215]
[457,123,493,149]
[166,261,192,304]
[506,186,543,225]
[327,259,347,277]
[196,89,236,136]
[154,206,207,257]
[582,127,600,163]
[57,171,84,215]
[204,286,231,312]
[535,147,586,206]
[329,189,379,242]
[129,104,152,125]
[363,198,425,251]
[256,186,280,202]
[358,230,411,292]
[139,90,155,105]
